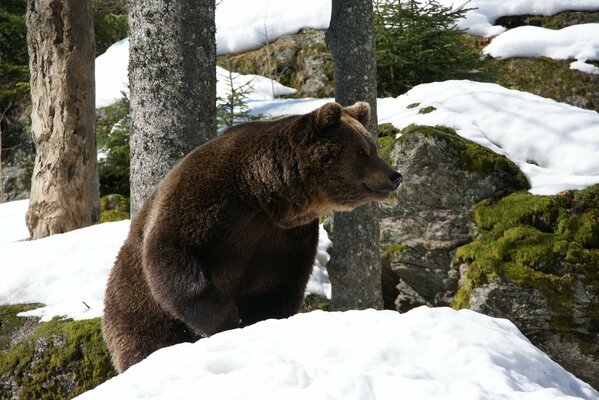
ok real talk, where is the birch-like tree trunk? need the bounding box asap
[26,0,99,239]
[128,0,217,216]
[325,0,383,310]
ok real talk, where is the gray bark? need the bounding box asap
[325,0,383,310]
[129,0,217,216]
[25,0,99,239]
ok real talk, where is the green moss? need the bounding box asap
[451,287,470,309]
[100,194,130,222]
[406,102,420,109]
[382,243,409,261]
[452,185,599,350]
[0,304,42,350]
[0,316,116,399]
[418,106,436,114]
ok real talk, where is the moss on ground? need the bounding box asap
[0,304,42,350]
[100,194,130,222]
[452,185,599,343]
[0,314,116,400]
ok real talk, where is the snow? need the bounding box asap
[434,0,599,37]
[74,307,598,400]
[96,0,599,106]
[95,42,298,107]
[246,80,599,195]
[0,200,332,321]
[215,0,330,55]
[0,214,130,321]
[484,24,599,73]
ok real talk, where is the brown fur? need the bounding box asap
[102,102,401,372]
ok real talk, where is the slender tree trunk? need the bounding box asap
[325,0,383,310]
[128,0,217,216]
[25,0,99,239]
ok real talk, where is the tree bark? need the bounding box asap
[128,0,217,216]
[325,0,383,310]
[25,0,99,239]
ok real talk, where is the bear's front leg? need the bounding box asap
[142,236,240,337]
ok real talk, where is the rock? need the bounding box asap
[1,107,33,203]
[378,124,529,312]
[495,10,599,30]
[0,304,116,400]
[454,186,599,389]
[498,57,599,112]
[219,29,334,98]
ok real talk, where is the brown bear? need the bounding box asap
[102,101,402,372]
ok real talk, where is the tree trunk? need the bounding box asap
[128,0,216,216]
[25,0,99,239]
[325,0,383,310]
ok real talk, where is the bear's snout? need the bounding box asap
[390,171,403,190]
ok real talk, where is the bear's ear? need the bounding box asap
[343,101,370,126]
[312,102,342,130]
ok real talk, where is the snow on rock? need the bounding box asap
[215,0,330,55]
[434,0,599,37]
[376,80,599,195]
[484,24,599,74]
[74,307,598,400]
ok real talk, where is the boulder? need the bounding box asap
[219,29,334,98]
[0,304,116,400]
[454,186,599,390]
[378,123,529,311]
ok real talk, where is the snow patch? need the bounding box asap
[74,307,599,400]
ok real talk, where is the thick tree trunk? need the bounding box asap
[325,0,383,310]
[128,0,217,216]
[25,0,99,239]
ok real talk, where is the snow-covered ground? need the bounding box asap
[74,307,598,400]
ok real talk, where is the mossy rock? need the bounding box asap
[377,124,401,165]
[453,185,599,388]
[497,57,599,112]
[379,124,529,312]
[218,29,334,98]
[398,124,529,191]
[0,306,116,400]
[99,194,130,222]
[495,10,599,30]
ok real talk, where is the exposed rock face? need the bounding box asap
[221,29,334,98]
[379,124,529,312]
[454,187,599,390]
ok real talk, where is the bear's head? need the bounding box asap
[291,101,402,216]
